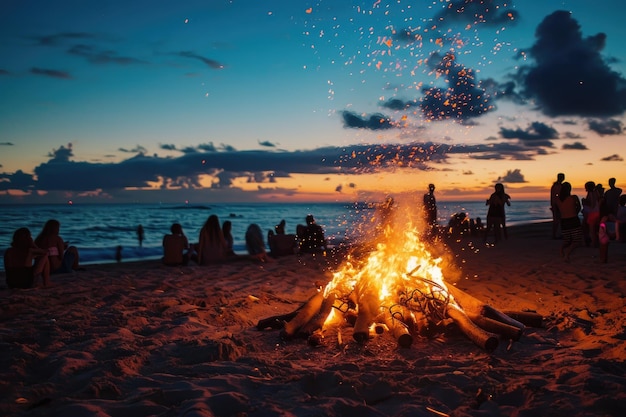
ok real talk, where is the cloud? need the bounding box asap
[68,44,146,65]
[258,140,276,148]
[118,145,148,154]
[434,0,518,27]
[30,32,99,46]
[30,67,71,79]
[160,144,177,151]
[516,10,626,117]
[0,69,10,76]
[380,98,419,111]
[420,53,495,121]
[562,142,588,150]
[0,170,37,192]
[588,119,623,136]
[0,142,14,146]
[177,51,224,70]
[342,111,395,130]
[600,154,623,162]
[499,121,558,147]
[497,169,526,183]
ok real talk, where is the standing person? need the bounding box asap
[550,173,565,239]
[555,182,583,262]
[484,183,510,244]
[604,177,622,217]
[35,219,80,274]
[197,214,228,265]
[423,184,438,233]
[137,225,145,247]
[581,181,599,247]
[162,223,190,266]
[4,227,50,288]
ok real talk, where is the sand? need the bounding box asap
[1,222,624,417]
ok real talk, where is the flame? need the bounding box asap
[323,197,454,327]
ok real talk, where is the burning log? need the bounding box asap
[256,310,300,330]
[299,293,336,337]
[383,311,413,348]
[446,303,499,352]
[352,292,380,343]
[280,290,324,339]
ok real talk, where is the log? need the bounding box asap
[446,303,499,352]
[470,315,523,341]
[481,305,525,331]
[384,312,413,348]
[502,310,544,328]
[353,292,380,343]
[298,293,337,337]
[281,290,324,339]
[256,310,300,330]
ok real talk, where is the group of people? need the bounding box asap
[550,173,624,262]
[4,219,81,289]
[161,214,328,267]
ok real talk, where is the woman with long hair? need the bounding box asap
[4,227,50,288]
[35,219,80,274]
[556,182,583,261]
[197,215,228,265]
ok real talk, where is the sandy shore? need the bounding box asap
[1,222,624,417]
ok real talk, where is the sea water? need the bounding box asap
[0,200,551,268]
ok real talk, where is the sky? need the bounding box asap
[1,0,625,205]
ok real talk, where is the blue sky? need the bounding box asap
[1,0,625,204]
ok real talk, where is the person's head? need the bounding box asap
[595,183,604,196]
[608,177,616,187]
[11,227,33,250]
[170,223,183,235]
[495,183,505,193]
[222,220,232,234]
[428,184,435,192]
[584,181,595,192]
[560,182,572,201]
[306,214,315,225]
[37,219,60,241]
[557,173,565,182]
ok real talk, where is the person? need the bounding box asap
[550,173,565,239]
[35,219,80,274]
[162,223,190,266]
[484,183,510,244]
[137,225,145,247]
[423,184,438,237]
[616,195,626,242]
[197,214,228,265]
[448,212,470,238]
[297,214,327,253]
[115,245,123,263]
[555,182,583,262]
[246,223,271,262]
[4,227,50,288]
[274,219,286,235]
[471,217,484,237]
[222,220,236,257]
[604,177,622,217]
[581,181,600,247]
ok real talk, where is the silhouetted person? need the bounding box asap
[555,182,583,262]
[115,245,123,263]
[423,184,437,228]
[484,183,510,244]
[137,225,144,247]
[297,214,327,253]
[550,173,565,239]
[604,177,622,217]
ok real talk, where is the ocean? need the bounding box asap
[0,200,552,268]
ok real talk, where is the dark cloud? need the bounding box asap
[0,69,10,76]
[0,170,37,192]
[0,142,14,146]
[499,121,558,146]
[420,53,494,121]
[434,0,518,27]
[588,119,623,136]
[342,111,395,130]
[497,169,526,183]
[160,144,177,151]
[68,44,146,65]
[30,67,71,79]
[562,142,588,150]
[177,51,224,70]
[516,11,626,117]
[258,140,276,148]
[47,144,74,161]
[380,98,419,111]
[118,145,147,154]
[600,154,623,162]
[30,32,98,46]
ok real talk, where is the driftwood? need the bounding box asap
[446,303,499,352]
[280,291,324,339]
[352,292,380,343]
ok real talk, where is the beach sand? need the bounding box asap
[1,222,624,417]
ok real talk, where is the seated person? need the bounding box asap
[448,212,470,237]
[162,223,190,266]
[4,227,50,288]
[268,230,298,256]
[34,219,80,274]
[246,224,271,262]
[274,219,286,235]
[297,215,327,253]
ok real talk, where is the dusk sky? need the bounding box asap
[1,0,625,204]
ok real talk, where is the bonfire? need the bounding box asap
[258,198,542,351]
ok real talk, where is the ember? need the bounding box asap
[258,198,542,351]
